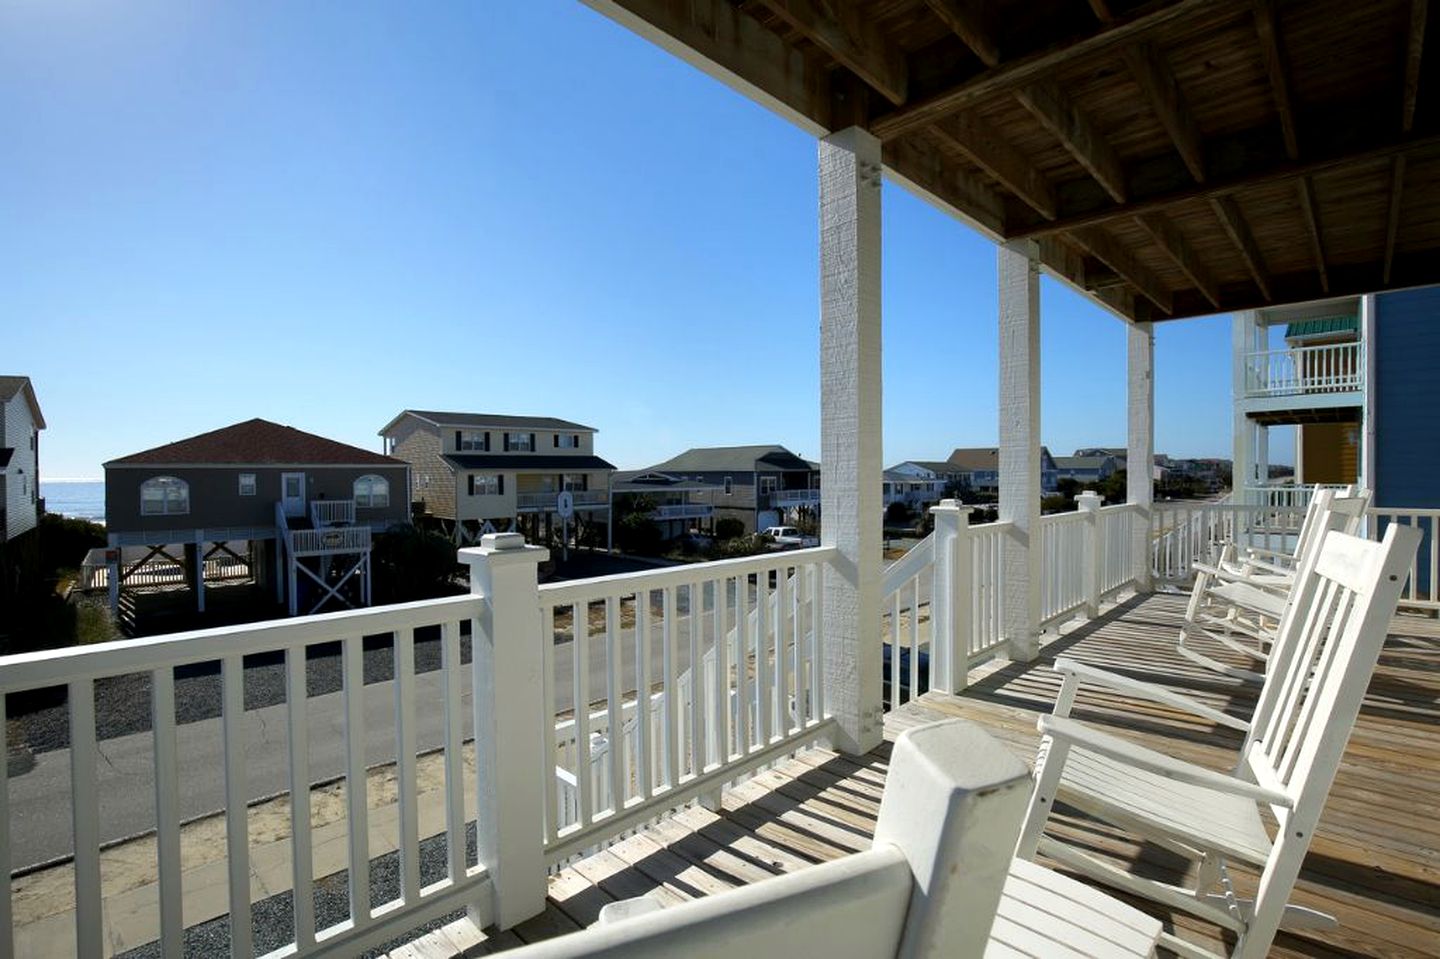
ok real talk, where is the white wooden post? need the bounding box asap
[1076,491,1103,616]
[998,240,1042,662]
[107,551,119,613]
[874,719,1031,958]
[819,126,884,756]
[930,501,972,693]
[458,532,550,930]
[1232,310,1260,503]
[1127,321,1154,591]
[1360,294,1377,498]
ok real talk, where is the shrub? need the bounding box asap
[372,524,462,603]
[616,512,663,556]
[884,501,913,526]
[714,517,746,541]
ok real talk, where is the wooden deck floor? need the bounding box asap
[391,592,1440,959]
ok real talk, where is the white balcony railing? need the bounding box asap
[290,524,372,555]
[649,503,713,520]
[1243,341,1363,397]
[515,489,609,511]
[772,488,821,508]
[309,499,355,527]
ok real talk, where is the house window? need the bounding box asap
[458,431,489,452]
[468,474,501,496]
[760,476,778,495]
[140,476,189,516]
[563,473,588,491]
[354,475,390,508]
[555,434,579,449]
[504,432,533,452]
[724,476,733,495]
[238,473,256,496]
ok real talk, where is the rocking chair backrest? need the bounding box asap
[1236,525,1419,958]
[1285,486,1367,568]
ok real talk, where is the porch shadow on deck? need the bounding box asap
[406,591,1440,959]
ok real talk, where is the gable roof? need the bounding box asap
[647,445,814,474]
[0,376,45,429]
[1074,447,1127,458]
[890,460,956,474]
[612,470,721,493]
[947,447,1056,471]
[444,453,615,472]
[106,419,403,468]
[381,410,595,435]
[1054,455,1115,470]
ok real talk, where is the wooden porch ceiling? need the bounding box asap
[590,0,1437,322]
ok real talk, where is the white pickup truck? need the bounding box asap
[762,526,818,549]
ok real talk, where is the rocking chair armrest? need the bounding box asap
[1036,715,1293,809]
[1240,555,1293,576]
[1240,545,1292,563]
[1052,659,1250,732]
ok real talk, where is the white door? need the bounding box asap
[281,472,307,518]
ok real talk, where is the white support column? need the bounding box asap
[1232,311,1259,504]
[929,501,972,693]
[1076,491,1103,615]
[459,532,549,930]
[1360,294,1377,496]
[998,240,1042,662]
[1126,322,1155,592]
[819,126,884,756]
[1255,424,1270,489]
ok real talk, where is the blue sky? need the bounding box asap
[3,2,1246,481]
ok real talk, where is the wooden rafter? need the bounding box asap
[1383,155,1407,284]
[1405,0,1429,132]
[1069,227,1173,313]
[1295,176,1329,292]
[1016,80,1127,202]
[882,136,1007,236]
[1209,195,1272,300]
[924,0,1000,67]
[1134,213,1221,307]
[931,112,1058,219]
[756,0,908,105]
[1009,130,1440,239]
[1253,0,1299,160]
[869,0,1238,140]
[1124,41,1206,182]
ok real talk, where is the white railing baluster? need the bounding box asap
[791,569,805,726]
[605,595,624,813]
[688,581,705,778]
[811,563,825,722]
[441,621,469,877]
[736,575,752,752]
[712,578,728,763]
[662,586,679,787]
[776,568,791,732]
[221,655,252,958]
[395,628,420,905]
[70,680,102,959]
[285,649,315,950]
[152,667,184,956]
[634,591,653,800]
[342,639,371,931]
[573,603,592,823]
[888,590,900,712]
[757,571,771,743]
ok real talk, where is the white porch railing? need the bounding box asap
[290,524,372,555]
[1037,512,1088,626]
[649,503,713,521]
[772,488,821,508]
[310,499,356,527]
[1243,340,1363,396]
[1369,509,1440,609]
[535,547,836,863]
[1240,482,1351,509]
[0,596,488,959]
[516,490,609,511]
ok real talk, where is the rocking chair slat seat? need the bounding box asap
[1055,746,1274,865]
[989,859,1162,958]
[1205,580,1286,619]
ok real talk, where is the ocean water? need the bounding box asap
[41,481,105,524]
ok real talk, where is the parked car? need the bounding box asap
[762,526,818,549]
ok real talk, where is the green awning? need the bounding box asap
[1284,315,1357,340]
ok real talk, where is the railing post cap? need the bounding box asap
[458,534,549,566]
[1076,491,1103,509]
[931,499,971,515]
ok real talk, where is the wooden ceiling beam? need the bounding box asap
[882,136,1008,236]
[1209,195,1272,300]
[1295,176,1329,293]
[1383,155,1407,284]
[931,113,1059,219]
[924,0,1001,67]
[1069,227,1174,313]
[1253,0,1299,160]
[1134,213,1221,307]
[1163,251,1440,319]
[1016,80,1128,202]
[1008,129,1440,239]
[1405,0,1428,132]
[870,0,1241,141]
[1124,41,1206,182]
[756,0,908,105]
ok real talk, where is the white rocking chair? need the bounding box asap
[1178,488,1369,681]
[1016,523,1421,959]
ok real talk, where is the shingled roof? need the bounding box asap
[647,445,815,474]
[381,410,596,435]
[106,419,402,468]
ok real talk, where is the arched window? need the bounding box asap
[140,476,189,516]
[354,474,390,509]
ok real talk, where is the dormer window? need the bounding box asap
[141,476,189,516]
[503,432,534,452]
[555,434,580,449]
[457,430,490,452]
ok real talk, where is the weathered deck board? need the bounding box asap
[388,592,1440,958]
